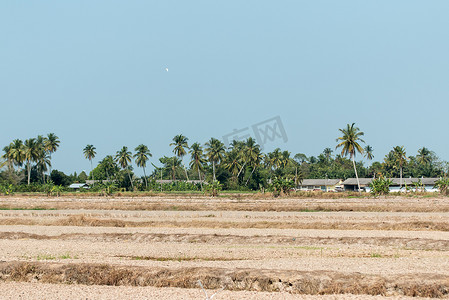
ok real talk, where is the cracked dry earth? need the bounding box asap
[0,196,448,299]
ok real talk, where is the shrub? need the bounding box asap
[434,177,449,196]
[269,177,295,197]
[204,180,222,197]
[369,176,393,196]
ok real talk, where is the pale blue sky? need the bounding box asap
[1,1,449,175]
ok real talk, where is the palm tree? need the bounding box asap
[1,145,13,171]
[189,142,206,190]
[160,156,182,180]
[323,148,333,161]
[10,139,25,169]
[115,146,134,190]
[393,146,408,187]
[336,123,365,192]
[170,134,190,181]
[45,133,60,174]
[245,146,263,185]
[364,145,374,161]
[83,145,96,181]
[224,150,241,180]
[417,147,431,166]
[24,138,40,185]
[36,150,51,183]
[205,138,225,181]
[134,144,152,188]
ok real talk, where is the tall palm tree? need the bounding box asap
[417,147,431,166]
[323,147,333,162]
[364,145,374,161]
[189,142,206,190]
[224,150,242,180]
[24,138,40,185]
[246,146,263,185]
[10,139,25,169]
[393,146,408,187]
[115,146,134,190]
[205,138,225,181]
[1,145,13,171]
[45,133,60,174]
[336,123,365,192]
[170,134,190,181]
[36,150,51,183]
[233,138,260,179]
[83,145,96,181]
[134,144,152,188]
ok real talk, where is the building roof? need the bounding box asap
[299,179,341,186]
[69,183,89,189]
[342,178,374,185]
[342,178,439,186]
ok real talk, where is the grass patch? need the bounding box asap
[0,207,56,211]
[120,255,242,262]
[370,253,382,258]
[36,253,77,260]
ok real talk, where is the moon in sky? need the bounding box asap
[165,68,168,72]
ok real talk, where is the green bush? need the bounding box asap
[369,176,393,196]
[269,177,295,197]
[434,177,449,196]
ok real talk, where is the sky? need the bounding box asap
[1,1,449,175]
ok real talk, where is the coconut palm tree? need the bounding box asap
[1,145,13,171]
[393,146,408,187]
[24,138,40,185]
[205,138,225,181]
[45,133,60,174]
[83,145,96,181]
[170,134,190,181]
[224,150,242,180]
[10,139,25,169]
[189,142,206,190]
[134,144,152,188]
[417,147,431,166]
[245,146,263,185]
[115,146,134,190]
[364,145,374,161]
[36,150,51,183]
[336,123,365,192]
[323,147,333,162]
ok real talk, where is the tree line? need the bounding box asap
[1,124,447,191]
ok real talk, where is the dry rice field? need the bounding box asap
[0,195,448,299]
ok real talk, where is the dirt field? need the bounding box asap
[0,195,448,299]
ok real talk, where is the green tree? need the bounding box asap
[115,146,134,190]
[134,144,152,188]
[1,144,13,171]
[336,123,365,192]
[83,145,96,181]
[364,145,374,161]
[417,147,431,166]
[170,134,189,180]
[10,139,25,169]
[205,138,225,181]
[189,142,206,190]
[45,133,60,174]
[393,146,408,187]
[160,156,182,180]
[24,138,40,185]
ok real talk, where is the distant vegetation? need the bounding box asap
[1,124,448,194]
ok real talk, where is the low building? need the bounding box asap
[342,177,439,192]
[297,179,343,192]
[341,178,374,191]
[68,183,90,191]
